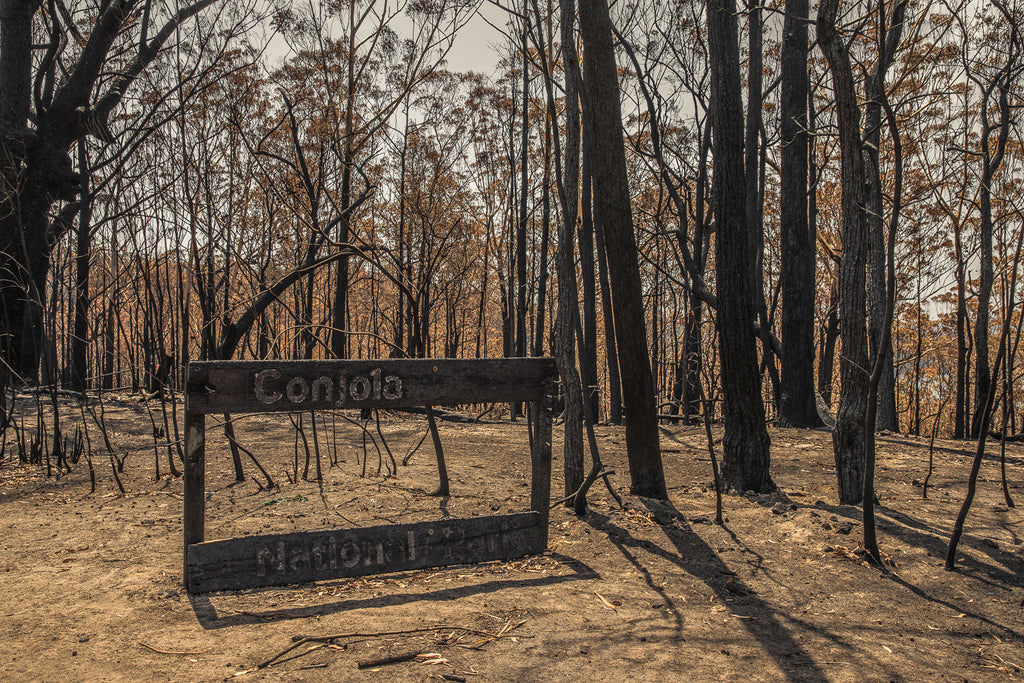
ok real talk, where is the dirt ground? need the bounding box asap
[1,394,1022,682]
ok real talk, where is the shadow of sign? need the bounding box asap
[188,553,598,630]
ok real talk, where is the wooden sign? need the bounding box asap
[183,358,556,593]
[186,358,555,414]
[187,512,543,593]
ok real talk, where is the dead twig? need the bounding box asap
[257,626,514,670]
[357,651,421,669]
[137,641,209,655]
[550,468,615,508]
[401,426,431,466]
[456,618,526,650]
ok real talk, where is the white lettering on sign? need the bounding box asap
[254,369,282,403]
[255,533,416,577]
[254,368,403,406]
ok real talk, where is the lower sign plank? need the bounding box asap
[186,512,544,592]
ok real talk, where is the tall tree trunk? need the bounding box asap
[778,0,821,427]
[586,123,622,424]
[687,127,713,423]
[0,0,48,380]
[394,105,411,357]
[70,139,92,392]
[817,276,840,406]
[534,119,551,357]
[579,0,666,498]
[745,1,781,416]
[550,0,585,497]
[579,139,600,422]
[954,218,969,439]
[330,0,361,362]
[862,0,907,434]
[972,74,1015,435]
[516,8,530,364]
[819,0,870,504]
[706,0,773,492]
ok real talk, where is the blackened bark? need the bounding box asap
[533,121,551,358]
[746,1,781,417]
[707,0,773,492]
[516,10,530,364]
[588,129,623,425]
[954,221,968,439]
[553,0,585,497]
[971,50,1016,436]
[862,1,907,434]
[778,0,821,428]
[687,127,713,423]
[579,0,666,498]
[817,276,840,406]
[0,0,220,379]
[579,149,600,423]
[819,0,869,504]
[70,139,92,392]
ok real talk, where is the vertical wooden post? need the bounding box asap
[530,385,554,546]
[183,372,206,590]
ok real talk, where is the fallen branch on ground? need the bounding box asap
[357,651,421,668]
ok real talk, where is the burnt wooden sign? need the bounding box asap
[183,358,556,593]
[187,512,543,593]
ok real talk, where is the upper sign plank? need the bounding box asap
[186,358,557,414]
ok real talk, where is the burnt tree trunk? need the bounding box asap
[707,0,773,492]
[0,0,219,380]
[552,0,585,497]
[862,0,907,434]
[778,0,822,428]
[579,0,666,497]
[971,35,1017,436]
[819,0,870,504]
[579,145,600,423]
[70,139,92,392]
[953,217,969,438]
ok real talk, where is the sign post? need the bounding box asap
[183,358,556,593]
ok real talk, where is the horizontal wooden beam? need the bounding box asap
[185,358,557,415]
[186,512,544,592]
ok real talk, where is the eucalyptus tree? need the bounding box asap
[818,0,871,504]
[0,0,249,381]
[778,0,822,428]
[579,0,667,498]
[705,0,773,491]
